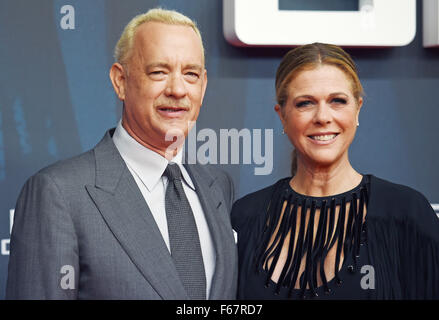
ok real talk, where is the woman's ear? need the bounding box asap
[275,104,286,127]
[356,97,363,125]
[274,104,283,120]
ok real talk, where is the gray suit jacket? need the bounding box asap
[6,129,238,299]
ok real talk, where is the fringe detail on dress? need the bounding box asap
[254,181,369,298]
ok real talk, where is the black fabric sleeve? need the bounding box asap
[367,176,439,299]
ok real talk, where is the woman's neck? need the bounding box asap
[290,157,362,197]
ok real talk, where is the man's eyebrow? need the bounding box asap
[185,64,203,72]
[146,62,170,70]
[145,63,204,72]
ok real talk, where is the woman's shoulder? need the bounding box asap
[231,177,289,232]
[368,174,438,238]
[369,174,432,208]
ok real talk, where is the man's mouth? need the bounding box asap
[156,106,190,118]
[157,106,188,112]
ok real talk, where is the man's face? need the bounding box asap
[112,22,207,157]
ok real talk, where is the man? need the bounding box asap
[6,8,237,300]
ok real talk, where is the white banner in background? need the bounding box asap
[224,0,416,47]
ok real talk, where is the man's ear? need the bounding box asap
[110,63,127,101]
[200,69,208,106]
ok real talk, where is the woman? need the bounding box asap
[231,43,439,299]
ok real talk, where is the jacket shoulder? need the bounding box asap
[34,130,114,185]
[36,148,96,186]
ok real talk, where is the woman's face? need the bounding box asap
[275,64,362,169]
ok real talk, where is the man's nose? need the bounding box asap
[165,73,187,99]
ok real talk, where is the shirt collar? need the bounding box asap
[112,120,195,192]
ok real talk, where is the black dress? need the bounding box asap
[232,175,439,299]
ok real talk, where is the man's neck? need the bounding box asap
[121,122,184,160]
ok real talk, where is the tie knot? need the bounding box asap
[164,163,182,181]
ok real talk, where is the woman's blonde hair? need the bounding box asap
[114,8,204,65]
[274,43,364,176]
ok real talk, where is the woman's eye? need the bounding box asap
[296,100,312,108]
[331,98,347,104]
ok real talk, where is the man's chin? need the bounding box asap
[162,126,187,138]
[162,135,186,159]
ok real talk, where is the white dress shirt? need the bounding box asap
[112,121,215,298]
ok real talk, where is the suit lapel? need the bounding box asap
[184,164,236,300]
[86,131,188,299]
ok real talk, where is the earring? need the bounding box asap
[282,128,285,134]
[357,121,360,127]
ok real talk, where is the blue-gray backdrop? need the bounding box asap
[0,0,438,299]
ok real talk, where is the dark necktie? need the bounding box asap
[163,163,206,299]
